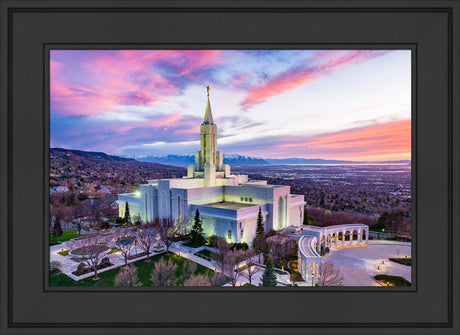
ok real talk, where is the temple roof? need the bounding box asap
[203,86,214,124]
[203,97,214,124]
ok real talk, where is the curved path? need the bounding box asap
[324,240,412,286]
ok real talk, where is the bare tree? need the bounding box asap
[183,274,212,287]
[242,249,262,285]
[114,265,142,286]
[210,272,228,287]
[150,257,178,286]
[88,200,113,230]
[224,249,245,287]
[155,217,177,254]
[112,228,138,266]
[136,223,158,262]
[69,232,109,280]
[181,260,197,282]
[317,261,344,287]
[88,200,105,230]
[211,237,231,274]
[252,235,268,263]
[72,200,89,234]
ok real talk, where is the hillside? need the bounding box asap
[50,148,186,195]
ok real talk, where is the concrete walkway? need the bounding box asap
[171,242,292,287]
[325,240,412,286]
[50,238,165,281]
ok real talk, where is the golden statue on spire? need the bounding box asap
[206,85,210,97]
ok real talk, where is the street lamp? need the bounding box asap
[392,220,394,235]
[311,272,314,286]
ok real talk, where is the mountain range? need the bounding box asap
[120,153,410,167]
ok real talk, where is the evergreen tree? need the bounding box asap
[260,256,277,287]
[253,206,267,261]
[52,216,63,237]
[189,209,205,247]
[124,202,130,224]
[256,207,264,236]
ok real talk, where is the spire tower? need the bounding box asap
[203,86,214,124]
[186,86,230,183]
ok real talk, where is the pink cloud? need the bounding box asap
[277,119,411,161]
[241,50,388,109]
[241,71,320,109]
[50,50,226,117]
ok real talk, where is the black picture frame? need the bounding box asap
[0,1,458,334]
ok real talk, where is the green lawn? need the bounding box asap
[49,229,79,245]
[50,253,214,287]
[389,257,412,266]
[374,274,411,286]
[194,249,214,261]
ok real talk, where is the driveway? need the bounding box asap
[324,240,412,286]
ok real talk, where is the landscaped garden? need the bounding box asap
[389,257,412,266]
[374,274,411,286]
[50,253,214,287]
[273,255,303,282]
[194,249,214,261]
[49,229,79,245]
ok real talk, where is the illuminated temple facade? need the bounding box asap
[117,89,306,245]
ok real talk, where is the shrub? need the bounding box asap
[170,234,189,242]
[374,274,411,286]
[74,263,89,276]
[114,265,142,286]
[207,235,220,246]
[57,249,70,256]
[99,257,112,268]
[231,242,249,251]
[100,221,111,230]
[389,257,412,266]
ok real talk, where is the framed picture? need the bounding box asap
[1,1,458,334]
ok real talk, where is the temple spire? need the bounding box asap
[203,85,214,124]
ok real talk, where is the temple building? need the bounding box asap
[117,87,306,245]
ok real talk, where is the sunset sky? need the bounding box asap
[50,49,411,161]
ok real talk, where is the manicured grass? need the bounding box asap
[374,274,411,286]
[195,249,214,260]
[389,257,412,266]
[50,253,214,287]
[57,249,70,256]
[49,269,61,277]
[49,229,79,245]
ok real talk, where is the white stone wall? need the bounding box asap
[117,172,305,241]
